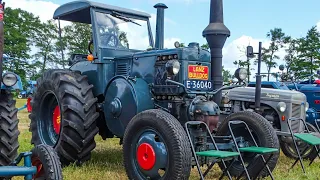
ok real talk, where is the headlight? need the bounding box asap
[277,102,286,112]
[166,60,180,75]
[2,73,18,87]
[234,68,248,81]
[305,102,309,112]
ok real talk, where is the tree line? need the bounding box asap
[3,7,91,86]
[233,26,320,82]
[3,7,319,87]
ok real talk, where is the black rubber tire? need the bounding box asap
[123,109,192,180]
[280,122,319,160]
[31,144,63,180]
[29,69,99,165]
[0,92,19,166]
[216,111,279,179]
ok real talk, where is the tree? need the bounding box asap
[201,43,209,50]
[3,7,42,84]
[222,66,232,82]
[63,22,92,55]
[295,26,320,79]
[33,20,58,73]
[283,37,298,75]
[262,28,290,81]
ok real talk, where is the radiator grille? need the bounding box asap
[291,103,303,133]
[116,63,128,75]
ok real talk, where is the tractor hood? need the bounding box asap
[227,87,306,104]
[126,44,211,62]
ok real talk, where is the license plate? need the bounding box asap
[185,80,213,91]
[188,65,209,80]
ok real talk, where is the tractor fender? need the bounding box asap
[103,76,154,137]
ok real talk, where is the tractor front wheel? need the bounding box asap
[31,144,63,180]
[123,109,192,180]
[29,69,99,165]
[280,122,319,160]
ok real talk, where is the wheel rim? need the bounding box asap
[132,129,168,179]
[52,106,61,135]
[32,157,44,178]
[38,91,61,146]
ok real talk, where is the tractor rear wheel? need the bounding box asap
[0,91,19,166]
[216,111,279,179]
[29,69,99,165]
[123,109,192,180]
[280,122,319,160]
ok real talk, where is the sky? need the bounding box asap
[3,0,320,81]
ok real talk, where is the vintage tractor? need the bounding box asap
[17,80,37,99]
[29,0,279,179]
[221,46,319,161]
[0,1,62,180]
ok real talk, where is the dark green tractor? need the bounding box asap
[29,0,279,179]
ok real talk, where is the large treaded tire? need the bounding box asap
[216,111,279,178]
[123,109,192,180]
[31,144,63,180]
[0,92,19,166]
[29,69,99,165]
[280,122,319,160]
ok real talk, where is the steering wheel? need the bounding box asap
[100,33,119,48]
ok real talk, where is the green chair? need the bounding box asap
[287,117,320,173]
[185,121,242,180]
[228,121,278,180]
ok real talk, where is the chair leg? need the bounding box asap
[219,159,235,180]
[309,146,320,166]
[252,154,274,180]
[236,155,253,180]
[290,145,309,173]
[203,160,217,178]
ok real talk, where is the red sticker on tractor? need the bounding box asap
[188,65,209,80]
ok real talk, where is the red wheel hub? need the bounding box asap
[137,143,156,170]
[27,97,32,112]
[52,105,61,134]
[32,157,44,178]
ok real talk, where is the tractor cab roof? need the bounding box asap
[53,0,151,24]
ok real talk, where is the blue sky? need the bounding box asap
[5,0,320,79]
[49,0,319,46]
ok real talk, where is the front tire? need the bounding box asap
[29,69,99,165]
[280,122,319,160]
[216,111,279,178]
[31,144,63,180]
[0,92,19,166]
[123,109,192,180]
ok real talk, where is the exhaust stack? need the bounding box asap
[154,3,167,50]
[203,0,230,105]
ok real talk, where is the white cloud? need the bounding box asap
[317,21,320,32]
[4,0,58,22]
[222,35,287,82]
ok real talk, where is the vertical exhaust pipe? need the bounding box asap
[154,3,167,50]
[203,0,230,105]
[0,1,5,83]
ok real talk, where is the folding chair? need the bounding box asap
[185,121,241,180]
[287,117,320,173]
[228,121,278,180]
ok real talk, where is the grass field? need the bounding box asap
[12,99,320,180]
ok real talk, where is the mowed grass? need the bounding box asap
[11,99,320,180]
